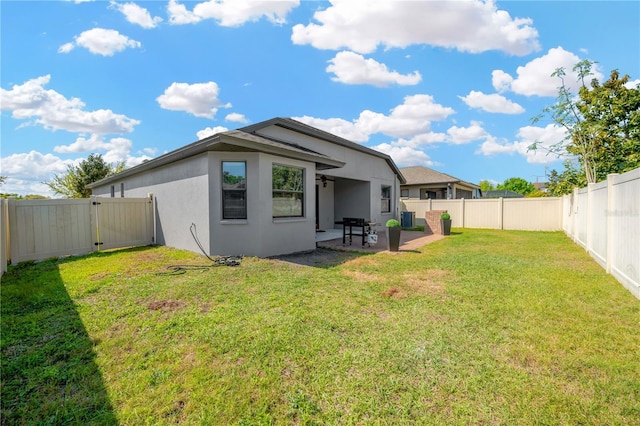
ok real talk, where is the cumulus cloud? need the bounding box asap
[327,51,421,87]
[477,124,566,164]
[492,46,604,97]
[0,75,140,134]
[156,81,231,118]
[447,121,488,144]
[58,28,141,56]
[196,126,229,139]
[292,0,539,55]
[371,142,435,167]
[110,1,163,29]
[625,79,640,89]
[167,0,299,26]
[459,91,525,114]
[53,134,154,165]
[294,94,454,142]
[225,112,249,123]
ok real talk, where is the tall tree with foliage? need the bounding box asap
[45,154,125,198]
[496,177,535,196]
[531,60,640,194]
[478,180,495,192]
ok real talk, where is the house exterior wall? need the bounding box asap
[91,154,211,255]
[316,179,335,231]
[257,126,400,230]
[208,152,316,257]
[401,183,480,200]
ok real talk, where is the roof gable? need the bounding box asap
[400,166,478,189]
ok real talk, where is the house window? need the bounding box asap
[421,189,437,200]
[381,185,391,213]
[272,164,304,218]
[120,183,125,198]
[401,189,409,198]
[110,185,115,198]
[222,161,247,219]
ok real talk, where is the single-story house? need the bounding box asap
[88,117,405,257]
[399,166,481,200]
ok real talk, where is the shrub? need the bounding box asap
[440,212,451,220]
[385,219,400,227]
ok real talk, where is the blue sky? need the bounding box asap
[2,0,639,196]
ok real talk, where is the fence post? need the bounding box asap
[0,199,7,274]
[606,174,618,274]
[499,197,504,230]
[461,198,465,228]
[587,182,594,255]
[572,187,579,243]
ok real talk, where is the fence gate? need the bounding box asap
[7,196,154,264]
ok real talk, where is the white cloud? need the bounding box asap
[197,126,229,139]
[371,142,435,168]
[0,75,140,134]
[294,94,454,142]
[225,112,249,123]
[156,81,231,118]
[59,28,141,56]
[491,70,513,93]
[53,134,154,166]
[326,51,421,87]
[493,46,604,97]
[459,91,525,114]
[292,0,539,55]
[167,0,299,26]
[625,79,640,89]
[477,124,567,164]
[110,1,163,29]
[447,121,487,144]
[1,151,71,181]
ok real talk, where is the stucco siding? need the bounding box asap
[92,154,211,254]
[209,152,316,257]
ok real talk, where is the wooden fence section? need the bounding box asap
[5,196,154,265]
[564,170,640,299]
[401,197,563,231]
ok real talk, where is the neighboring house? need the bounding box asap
[533,182,548,193]
[483,190,524,198]
[88,117,405,258]
[399,166,481,200]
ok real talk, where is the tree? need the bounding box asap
[478,180,495,192]
[496,177,535,196]
[0,176,6,186]
[531,60,640,194]
[45,154,125,198]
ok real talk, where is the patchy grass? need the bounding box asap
[2,230,639,425]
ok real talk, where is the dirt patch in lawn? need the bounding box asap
[147,299,185,312]
[270,248,365,268]
[382,270,449,299]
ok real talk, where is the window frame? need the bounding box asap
[272,163,305,218]
[381,185,392,213]
[221,161,247,220]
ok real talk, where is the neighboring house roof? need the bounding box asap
[89,117,404,188]
[483,190,524,198]
[399,166,479,189]
[533,182,548,192]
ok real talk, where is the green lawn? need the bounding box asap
[2,229,639,425]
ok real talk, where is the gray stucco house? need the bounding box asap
[88,117,405,257]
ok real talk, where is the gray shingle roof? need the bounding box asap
[399,166,479,188]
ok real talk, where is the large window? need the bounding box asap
[222,161,247,219]
[272,164,304,217]
[381,185,391,213]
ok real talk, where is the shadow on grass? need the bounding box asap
[270,248,370,268]
[1,259,118,424]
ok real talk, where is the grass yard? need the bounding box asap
[1,229,639,425]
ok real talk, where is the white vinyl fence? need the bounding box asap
[401,197,563,231]
[563,170,640,299]
[1,196,155,269]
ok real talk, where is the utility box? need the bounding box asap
[401,211,415,228]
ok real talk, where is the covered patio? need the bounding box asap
[315,229,445,253]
